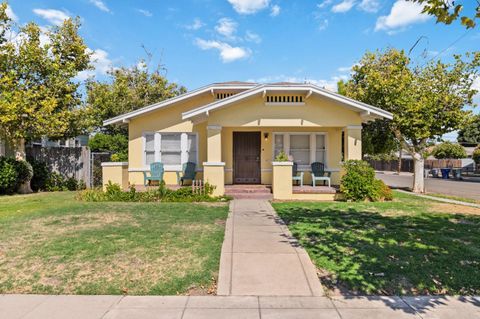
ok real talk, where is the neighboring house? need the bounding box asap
[29,135,89,148]
[103,81,393,196]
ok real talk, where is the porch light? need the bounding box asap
[264,133,269,140]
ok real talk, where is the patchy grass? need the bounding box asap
[0,192,228,295]
[272,191,480,295]
[426,193,480,205]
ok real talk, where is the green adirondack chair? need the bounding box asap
[311,162,331,187]
[143,162,164,186]
[292,162,304,187]
[177,162,196,185]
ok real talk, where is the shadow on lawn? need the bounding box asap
[276,206,480,298]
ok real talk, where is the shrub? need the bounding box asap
[76,181,230,202]
[431,142,467,159]
[473,146,480,166]
[65,177,79,191]
[45,172,67,191]
[274,150,289,162]
[14,160,33,186]
[0,157,19,194]
[28,158,50,192]
[340,160,392,202]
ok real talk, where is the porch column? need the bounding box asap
[203,125,225,196]
[344,125,362,160]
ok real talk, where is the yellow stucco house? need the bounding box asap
[102,81,392,199]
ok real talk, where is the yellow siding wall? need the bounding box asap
[126,91,363,186]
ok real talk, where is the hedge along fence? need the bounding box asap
[367,159,463,172]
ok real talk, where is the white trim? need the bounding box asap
[142,131,199,167]
[346,125,363,129]
[101,162,128,167]
[207,125,222,130]
[129,167,204,172]
[103,83,257,125]
[203,161,226,166]
[273,132,329,168]
[265,102,305,106]
[272,161,293,166]
[182,84,393,120]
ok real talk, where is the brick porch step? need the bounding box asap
[225,185,273,199]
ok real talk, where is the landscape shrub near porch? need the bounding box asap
[340,160,392,202]
[77,181,231,202]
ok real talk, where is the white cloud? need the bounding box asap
[337,66,352,73]
[76,48,113,81]
[137,9,152,17]
[215,18,238,39]
[6,5,18,22]
[270,4,280,16]
[375,0,430,32]
[358,0,380,13]
[195,38,250,63]
[245,30,261,43]
[33,9,70,26]
[227,0,270,14]
[89,0,110,13]
[317,0,333,9]
[248,75,344,91]
[186,18,204,30]
[331,0,356,13]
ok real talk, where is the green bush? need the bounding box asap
[0,157,19,194]
[76,181,231,202]
[89,133,128,161]
[14,160,33,187]
[473,146,480,166]
[431,142,467,159]
[28,158,50,192]
[274,150,289,162]
[340,160,392,202]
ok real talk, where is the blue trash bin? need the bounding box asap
[440,168,450,179]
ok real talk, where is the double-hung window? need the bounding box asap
[273,132,327,168]
[143,132,198,170]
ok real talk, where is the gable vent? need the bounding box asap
[265,95,304,103]
[216,92,235,100]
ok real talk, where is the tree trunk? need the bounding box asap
[14,139,32,194]
[397,148,402,174]
[412,152,425,193]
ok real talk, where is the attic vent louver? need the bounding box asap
[265,95,304,104]
[216,92,235,100]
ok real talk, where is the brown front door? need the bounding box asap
[233,132,261,184]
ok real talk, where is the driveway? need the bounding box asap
[376,172,480,201]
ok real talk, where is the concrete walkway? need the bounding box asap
[217,199,324,296]
[2,294,479,318]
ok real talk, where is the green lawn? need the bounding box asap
[273,191,480,295]
[0,192,229,295]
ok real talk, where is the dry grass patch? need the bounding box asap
[0,192,228,295]
[429,203,480,215]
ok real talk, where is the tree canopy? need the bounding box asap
[431,141,467,159]
[342,48,479,192]
[457,114,480,146]
[84,61,187,135]
[407,0,479,28]
[0,3,91,155]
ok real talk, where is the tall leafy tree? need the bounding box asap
[0,3,91,158]
[407,0,479,28]
[84,61,186,135]
[457,114,480,145]
[343,48,479,193]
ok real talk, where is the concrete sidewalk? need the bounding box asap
[217,199,323,296]
[2,294,479,318]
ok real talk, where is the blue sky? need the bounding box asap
[6,0,480,129]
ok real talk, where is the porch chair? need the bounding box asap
[292,162,304,187]
[311,162,331,187]
[177,162,197,185]
[143,162,164,186]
